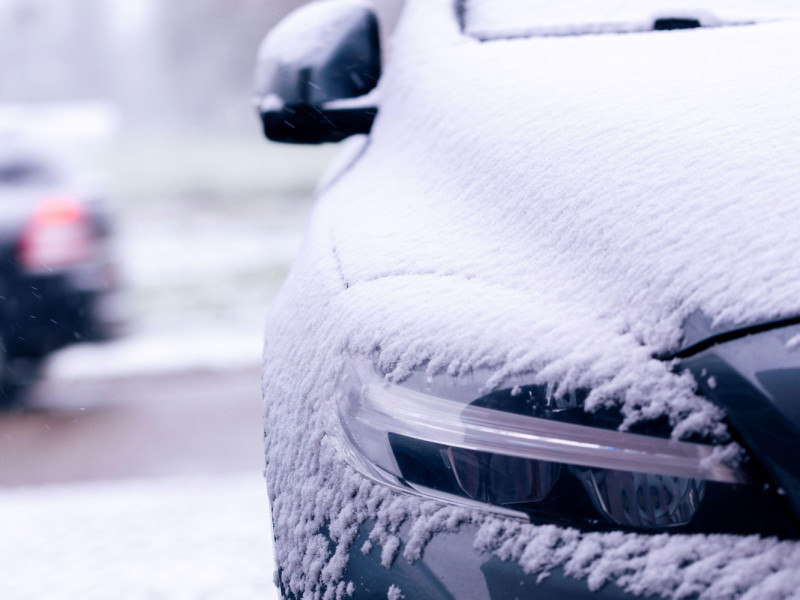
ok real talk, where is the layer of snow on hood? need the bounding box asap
[321,0,800,437]
[466,0,800,38]
[261,0,800,598]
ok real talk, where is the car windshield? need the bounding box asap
[462,0,800,39]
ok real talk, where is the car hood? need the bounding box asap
[315,2,800,436]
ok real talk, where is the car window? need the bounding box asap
[462,0,800,40]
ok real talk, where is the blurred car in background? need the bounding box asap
[0,141,121,405]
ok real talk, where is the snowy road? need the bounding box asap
[0,367,264,486]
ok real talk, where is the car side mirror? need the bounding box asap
[254,0,381,144]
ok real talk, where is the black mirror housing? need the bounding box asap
[254,1,381,144]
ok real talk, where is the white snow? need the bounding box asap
[0,472,278,600]
[260,0,800,598]
[257,0,371,67]
[46,329,263,381]
[255,0,374,104]
[473,521,800,599]
[386,584,403,600]
[786,334,800,351]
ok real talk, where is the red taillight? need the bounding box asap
[19,196,93,272]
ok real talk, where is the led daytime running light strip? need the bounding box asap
[352,363,745,484]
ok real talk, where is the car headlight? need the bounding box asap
[336,356,798,536]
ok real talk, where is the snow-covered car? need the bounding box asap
[0,143,121,404]
[256,1,800,598]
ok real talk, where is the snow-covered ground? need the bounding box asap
[47,329,264,380]
[0,472,278,600]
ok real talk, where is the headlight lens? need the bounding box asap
[336,356,798,537]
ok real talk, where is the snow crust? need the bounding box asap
[261,0,800,597]
[466,0,800,39]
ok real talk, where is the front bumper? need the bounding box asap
[295,521,660,600]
